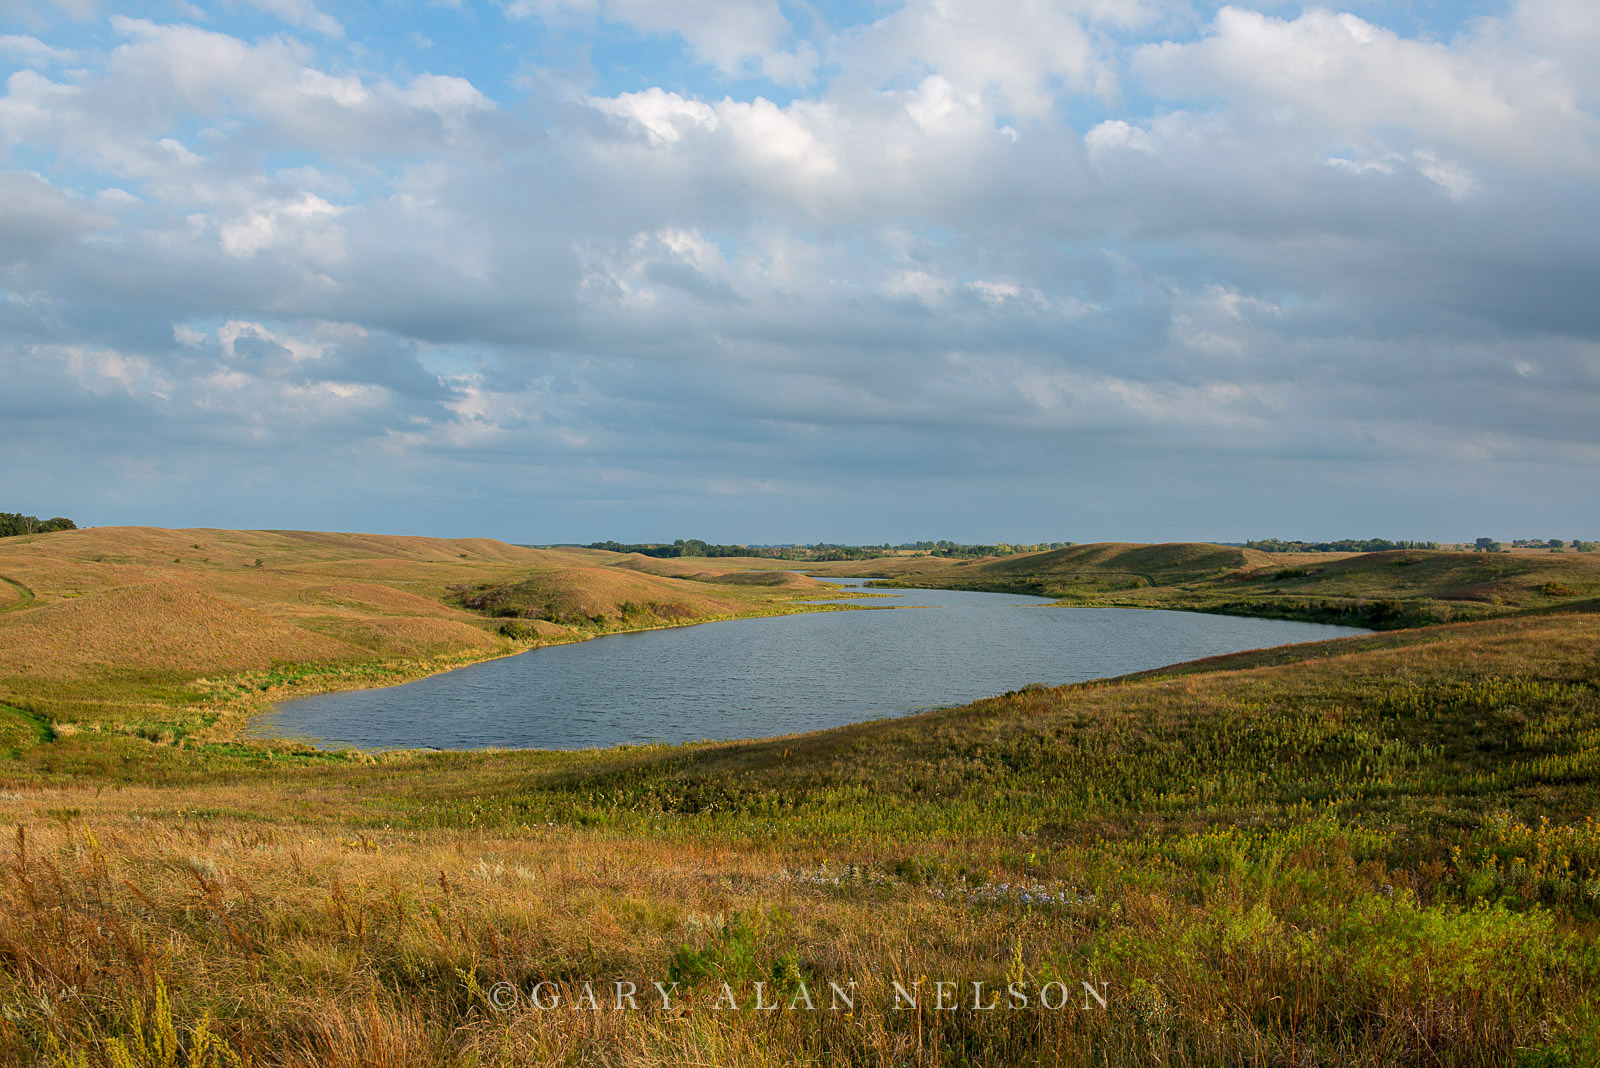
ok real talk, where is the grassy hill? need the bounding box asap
[799,541,1264,589]
[1,609,1598,1064]
[0,528,844,743]
[4,528,1600,1064]
[819,542,1600,629]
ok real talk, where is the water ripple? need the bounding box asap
[251,580,1367,750]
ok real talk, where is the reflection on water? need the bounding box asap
[249,579,1367,750]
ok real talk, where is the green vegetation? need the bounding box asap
[586,537,899,561]
[1515,539,1599,552]
[4,528,1600,1064]
[1,609,1599,1065]
[0,512,75,538]
[0,577,33,615]
[912,540,1076,558]
[585,539,1076,561]
[0,703,52,757]
[1244,537,1440,552]
[819,541,1600,630]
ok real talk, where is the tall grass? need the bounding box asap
[3,611,1599,1064]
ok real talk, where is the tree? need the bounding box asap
[1474,537,1501,553]
[0,512,76,538]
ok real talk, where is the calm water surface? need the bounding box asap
[250,580,1368,750]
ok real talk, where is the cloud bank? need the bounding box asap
[1,0,1597,541]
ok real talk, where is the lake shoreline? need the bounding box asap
[254,581,1369,753]
[232,594,874,748]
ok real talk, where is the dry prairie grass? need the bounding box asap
[0,529,840,740]
[461,565,796,624]
[2,611,1599,1065]
[5,530,1600,1065]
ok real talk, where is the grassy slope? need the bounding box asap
[2,611,1600,1065]
[4,530,1600,1064]
[0,528,842,743]
[814,542,1600,628]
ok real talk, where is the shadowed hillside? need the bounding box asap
[817,542,1600,629]
[792,541,1266,587]
[608,553,830,588]
[458,565,821,626]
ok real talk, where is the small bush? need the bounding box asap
[496,620,540,640]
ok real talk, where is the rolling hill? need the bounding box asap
[2,606,1597,1065]
[0,527,843,740]
[811,542,1600,628]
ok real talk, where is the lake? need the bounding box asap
[248,580,1368,750]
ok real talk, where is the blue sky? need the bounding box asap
[1,0,1597,544]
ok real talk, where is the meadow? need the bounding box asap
[1,530,1598,1065]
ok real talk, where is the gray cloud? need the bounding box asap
[0,0,1597,541]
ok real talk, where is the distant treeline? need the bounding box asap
[1482,538,1597,552]
[586,539,871,561]
[1246,537,1596,554]
[585,539,1075,561]
[901,540,1075,558]
[1245,538,1441,553]
[0,512,76,538]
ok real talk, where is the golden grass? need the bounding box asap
[478,565,764,618]
[2,610,1599,1065]
[7,529,1600,1064]
[0,529,841,740]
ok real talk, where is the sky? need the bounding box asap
[0,0,1596,545]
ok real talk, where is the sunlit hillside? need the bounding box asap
[0,528,841,740]
[2,607,1599,1065]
